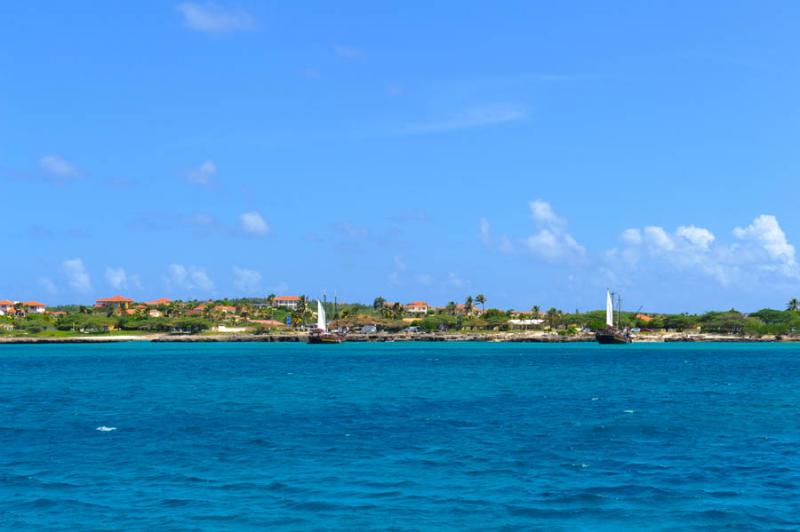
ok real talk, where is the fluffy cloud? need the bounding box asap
[105,267,141,290]
[167,264,214,292]
[614,214,798,286]
[176,3,255,34]
[240,211,269,236]
[62,258,92,293]
[233,266,262,292]
[523,200,585,261]
[186,160,217,185]
[40,155,82,181]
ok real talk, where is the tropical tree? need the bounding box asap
[475,294,486,311]
[373,296,386,310]
[788,298,800,311]
[546,307,561,329]
[464,296,474,315]
[446,301,457,316]
[531,305,541,316]
[266,294,276,307]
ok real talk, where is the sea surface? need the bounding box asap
[1,342,800,530]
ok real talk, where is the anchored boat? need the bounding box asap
[595,290,631,344]
[308,299,345,344]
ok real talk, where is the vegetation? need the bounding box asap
[5,294,800,338]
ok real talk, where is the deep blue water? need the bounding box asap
[2,342,800,530]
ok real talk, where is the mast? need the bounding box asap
[616,294,622,328]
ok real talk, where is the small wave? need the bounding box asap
[96,426,117,432]
[623,409,635,414]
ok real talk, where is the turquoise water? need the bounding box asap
[2,342,800,530]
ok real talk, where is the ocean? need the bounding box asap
[1,342,799,530]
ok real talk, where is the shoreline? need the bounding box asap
[1,332,798,345]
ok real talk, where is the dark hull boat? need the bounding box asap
[596,290,632,344]
[308,331,345,344]
[595,328,631,344]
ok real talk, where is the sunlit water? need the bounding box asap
[2,342,799,530]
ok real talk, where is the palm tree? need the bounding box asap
[446,301,457,316]
[475,294,486,311]
[373,296,386,310]
[788,298,800,311]
[266,294,276,307]
[464,296,474,315]
[531,305,541,316]
[546,307,560,329]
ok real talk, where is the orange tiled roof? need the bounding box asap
[0,300,14,306]
[406,301,428,307]
[23,301,46,307]
[144,298,172,306]
[275,295,300,301]
[97,295,134,303]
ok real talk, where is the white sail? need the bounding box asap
[317,300,327,332]
[605,290,614,328]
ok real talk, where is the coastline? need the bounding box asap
[1,331,798,345]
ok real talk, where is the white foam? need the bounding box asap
[96,426,117,432]
[623,409,635,414]
[591,397,599,401]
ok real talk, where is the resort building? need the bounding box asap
[404,301,429,315]
[96,295,135,310]
[144,298,172,306]
[0,300,15,315]
[23,301,46,314]
[273,296,301,310]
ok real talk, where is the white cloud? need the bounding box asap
[239,211,269,236]
[167,264,214,292]
[233,266,262,292]
[332,43,364,60]
[478,217,491,246]
[402,103,526,134]
[187,160,217,185]
[523,200,585,261]
[40,155,81,180]
[613,214,798,286]
[733,215,796,268]
[177,3,255,34]
[62,258,92,293]
[105,267,142,290]
[446,272,467,288]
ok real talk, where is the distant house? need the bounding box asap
[635,313,654,323]
[144,298,172,306]
[0,300,14,316]
[96,295,135,310]
[213,305,237,314]
[273,296,301,310]
[23,301,46,314]
[404,301,429,314]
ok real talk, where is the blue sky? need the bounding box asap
[2,1,799,312]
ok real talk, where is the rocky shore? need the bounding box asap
[1,331,798,344]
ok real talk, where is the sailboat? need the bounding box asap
[308,299,345,344]
[595,290,631,344]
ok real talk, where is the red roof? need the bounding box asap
[96,295,134,303]
[23,301,46,307]
[406,301,428,307]
[0,300,14,306]
[144,298,172,306]
[275,296,300,301]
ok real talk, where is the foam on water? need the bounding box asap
[95,426,117,432]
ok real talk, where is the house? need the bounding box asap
[23,302,46,314]
[404,301,429,314]
[96,295,135,310]
[144,298,172,306]
[213,305,237,314]
[0,300,15,316]
[273,296,301,310]
[635,313,654,323]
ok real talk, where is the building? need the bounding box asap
[404,301,429,314]
[0,300,15,315]
[144,298,172,306]
[273,296,301,310]
[23,301,46,314]
[96,295,135,310]
[213,305,237,314]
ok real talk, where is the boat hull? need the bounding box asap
[595,329,631,344]
[308,332,345,344]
